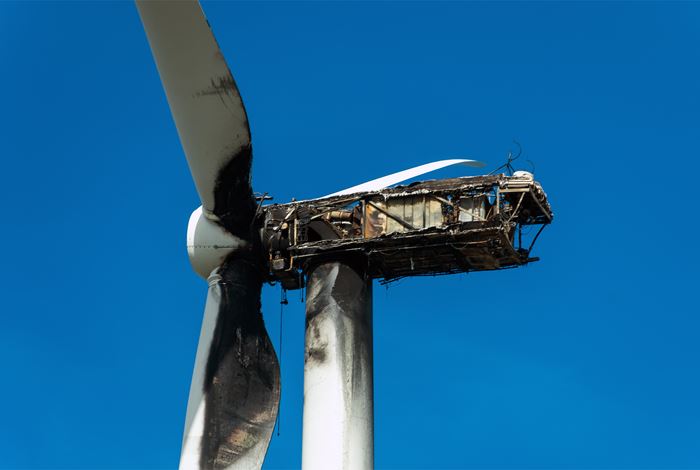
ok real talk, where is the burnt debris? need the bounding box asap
[260,173,553,290]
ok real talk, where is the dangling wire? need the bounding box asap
[275,287,288,437]
[299,270,305,303]
[518,224,522,250]
[526,159,536,174]
[488,140,523,176]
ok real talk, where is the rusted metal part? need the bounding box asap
[302,261,373,470]
[262,174,553,289]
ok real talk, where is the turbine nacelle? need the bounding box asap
[261,172,552,290]
[186,158,494,280]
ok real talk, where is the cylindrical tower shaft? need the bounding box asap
[302,261,374,470]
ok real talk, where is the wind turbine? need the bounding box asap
[136,2,553,469]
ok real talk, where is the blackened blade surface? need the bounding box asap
[136,3,278,467]
[181,257,280,469]
[136,0,255,228]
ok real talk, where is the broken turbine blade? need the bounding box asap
[323,158,487,198]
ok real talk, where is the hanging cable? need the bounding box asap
[275,287,288,437]
[488,140,523,176]
[299,270,305,303]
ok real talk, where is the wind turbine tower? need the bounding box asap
[136,2,553,469]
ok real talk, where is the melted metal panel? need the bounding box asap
[363,202,386,238]
[458,195,487,222]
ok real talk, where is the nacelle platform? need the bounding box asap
[261,173,553,290]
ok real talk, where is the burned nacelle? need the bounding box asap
[261,172,553,290]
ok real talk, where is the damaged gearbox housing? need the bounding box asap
[261,173,553,290]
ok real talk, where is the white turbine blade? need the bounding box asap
[136,1,252,218]
[323,158,486,198]
[181,263,280,469]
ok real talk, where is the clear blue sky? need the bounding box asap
[1,1,699,469]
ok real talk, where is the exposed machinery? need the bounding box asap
[263,173,552,290]
[136,2,553,469]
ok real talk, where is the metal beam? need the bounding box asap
[302,261,374,470]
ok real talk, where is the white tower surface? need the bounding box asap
[302,261,374,470]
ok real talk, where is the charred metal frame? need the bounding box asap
[261,174,553,290]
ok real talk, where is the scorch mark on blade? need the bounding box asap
[212,144,257,240]
[201,256,280,469]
